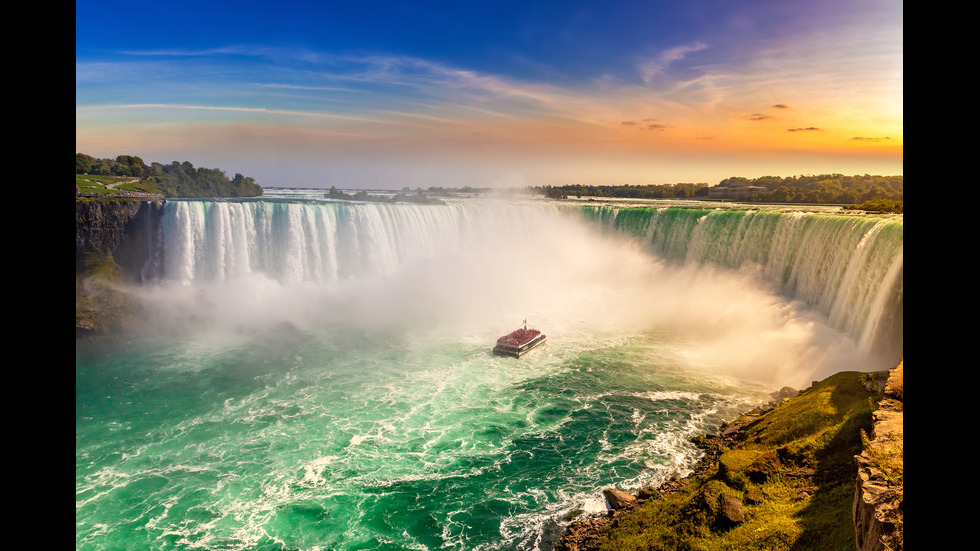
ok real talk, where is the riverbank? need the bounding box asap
[555,364,904,551]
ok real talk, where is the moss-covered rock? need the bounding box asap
[719,449,761,482]
[744,450,782,483]
[76,253,145,336]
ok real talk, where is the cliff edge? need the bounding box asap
[854,362,903,551]
[76,197,164,336]
[76,197,164,278]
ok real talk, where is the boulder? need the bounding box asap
[744,450,782,483]
[770,386,799,402]
[603,489,637,511]
[717,492,745,527]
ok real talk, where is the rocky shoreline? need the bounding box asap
[553,386,798,551]
[553,368,903,551]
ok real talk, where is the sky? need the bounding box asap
[76,0,903,189]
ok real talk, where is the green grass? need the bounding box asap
[77,175,117,193]
[76,174,160,195]
[738,372,876,465]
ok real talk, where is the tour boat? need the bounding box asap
[493,319,547,358]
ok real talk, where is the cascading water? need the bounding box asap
[77,191,902,551]
[146,199,548,285]
[578,206,903,362]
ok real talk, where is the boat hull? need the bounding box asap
[492,334,547,358]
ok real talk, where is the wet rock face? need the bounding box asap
[76,199,164,279]
[553,489,640,551]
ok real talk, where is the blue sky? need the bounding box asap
[76,0,903,189]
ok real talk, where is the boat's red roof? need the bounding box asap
[496,328,541,346]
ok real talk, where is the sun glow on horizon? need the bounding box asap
[76,1,902,187]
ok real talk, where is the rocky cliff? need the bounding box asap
[76,197,165,336]
[76,197,164,280]
[853,362,903,551]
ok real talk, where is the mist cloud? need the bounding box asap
[127,201,867,388]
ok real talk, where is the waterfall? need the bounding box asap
[144,198,902,364]
[577,206,903,360]
[145,199,549,285]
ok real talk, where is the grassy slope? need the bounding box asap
[598,371,881,551]
[76,174,161,195]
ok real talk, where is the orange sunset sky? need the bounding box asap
[77,0,902,189]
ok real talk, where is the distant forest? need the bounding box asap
[535,174,903,205]
[536,182,708,200]
[720,174,903,204]
[76,153,263,198]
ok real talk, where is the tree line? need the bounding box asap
[533,173,902,205]
[535,183,709,200]
[76,153,262,198]
[720,174,903,204]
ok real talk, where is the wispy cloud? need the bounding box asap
[638,42,708,83]
[77,103,442,128]
[118,46,248,57]
[621,118,672,130]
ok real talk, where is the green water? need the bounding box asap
[76,325,765,550]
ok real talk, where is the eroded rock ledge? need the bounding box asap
[854,362,903,551]
[76,197,165,278]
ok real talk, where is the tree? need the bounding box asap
[116,155,148,178]
[764,186,795,203]
[92,159,113,175]
[76,153,96,174]
[78,153,262,197]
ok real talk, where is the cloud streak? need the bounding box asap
[638,42,709,84]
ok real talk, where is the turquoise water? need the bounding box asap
[76,326,765,550]
[77,192,901,550]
